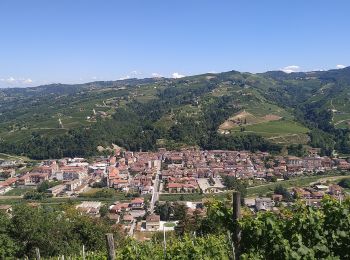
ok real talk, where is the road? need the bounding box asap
[149,170,160,213]
[128,220,136,236]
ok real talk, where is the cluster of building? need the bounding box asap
[247,183,345,212]
[158,149,347,194]
[1,147,350,239]
[0,157,104,196]
[292,183,344,204]
[1,147,350,198]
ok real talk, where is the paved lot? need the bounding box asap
[197,178,225,193]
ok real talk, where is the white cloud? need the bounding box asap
[131,70,141,76]
[336,64,346,69]
[151,73,162,78]
[0,77,33,85]
[172,72,185,79]
[281,65,300,73]
[119,75,130,80]
[7,77,16,82]
[91,76,97,80]
[118,70,142,80]
[23,78,33,84]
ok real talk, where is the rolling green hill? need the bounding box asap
[1,67,350,159]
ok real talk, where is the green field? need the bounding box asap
[4,187,35,196]
[246,172,349,196]
[231,119,309,144]
[164,222,176,227]
[237,120,308,135]
[0,192,152,206]
[0,153,29,161]
[79,188,152,202]
[159,192,229,202]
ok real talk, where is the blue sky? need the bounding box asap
[0,0,349,87]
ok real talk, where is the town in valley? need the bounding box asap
[1,146,349,238]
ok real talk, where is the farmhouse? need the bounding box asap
[47,184,66,197]
[146,214,160,231]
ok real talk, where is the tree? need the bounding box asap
[222,176,247,204]
[0,213,17,258]
[23,191,45,200]
[338,178,350,189]
[0,204,123,258]
[274,184,293,202]
[99,205,109,218]
[155,201,173,221]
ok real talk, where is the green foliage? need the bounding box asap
[274,185,293,202]
[79,188,128,199]
[0,204,122,258]
[308,129,335,156]
[197,198,233,235]
[222,176,247,203]
[37,180,62,193]
[92,188,116,198]
[116,235,231,260]
[287,144,307,157]
[0,212,17,258]
[239,198,350,259]
[154,201,173,221]
[2,68,350,160]
[23,190,45,200]
[0,73,283,159]
[2,197,350,259]
[338,178,350,188]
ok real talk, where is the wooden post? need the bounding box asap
[35,248,41,260]
[163,226,167,259]
[227,230,235,259]
[105,233,116,260]
[232,191,241,260]
[82,245,85,260]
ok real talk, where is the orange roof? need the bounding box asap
[131,197,144,204]
[123,214,134,221]
[168,183,183,188]
[1,177,17,186]
[108,166,120,178]
[111,179,128,184]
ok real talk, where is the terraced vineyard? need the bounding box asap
[1,67,350,158]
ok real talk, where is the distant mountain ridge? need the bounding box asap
[1,67,350,159]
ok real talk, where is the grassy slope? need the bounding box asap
[2,68,350,148]
[231,120,309,144]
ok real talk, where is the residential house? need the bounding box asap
[146,214,160,231]
[76,201,102,217]
[255,198,274,211]
[18,173,49,186]
[130,197,144,210]
[47,184,66,197]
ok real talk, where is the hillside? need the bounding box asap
[1,67,350,159]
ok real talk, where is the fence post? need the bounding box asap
[106,233,116,260]
[232,191,241,260]
[35,248,41,260]
[82,245,85,260]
